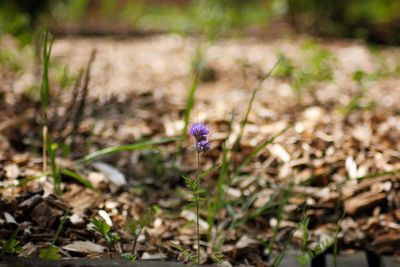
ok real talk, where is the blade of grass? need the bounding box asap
[60,169,95,190]
[48,141,62,195]
[207,143,228,238]
[76,137,180,164]
[198,162,221,180]
[236,124,291,175]
[181,44,204,139]
[182,73,199,139]
[51,216,67,246]
[70,50,96,146]
[40,30,54,123]
[233,59,281,150]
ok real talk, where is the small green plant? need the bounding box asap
[182,174,207,264]
[267,185,292,259]
[170,242,197,264]
[39,245,62,260]
[48,142,62,195]
[297,213,332,267]
[290,41,336,106]
[92,217,120,258]
[39,30,62,195]
[339,69,374,115]
[39,216,67,260]
[0,48,23,73]
[125,207,155,258]
[332,212,345,267]
[40,30,53,124]
[0,227,21,256]
[185,122,212,264]
[274,53,294,78]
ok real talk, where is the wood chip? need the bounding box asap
[63,241,106,254]
[344,191,387,215]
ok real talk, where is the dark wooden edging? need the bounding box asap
[278,250,399,267]
[1,253,399,267]
[0,256,199,267]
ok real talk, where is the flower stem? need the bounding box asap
[196,151,200,265]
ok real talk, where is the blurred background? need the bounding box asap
[1,1,400,264]
[1,0,400,45]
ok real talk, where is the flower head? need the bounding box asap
[189,123,209,141]
[189,123,210,153]
[196,139,211,153]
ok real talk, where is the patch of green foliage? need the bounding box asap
[124,207,155,258]
[0,228,21,256]
[297,213,332,267]
[39,216,67,260]
[92,217,120,258]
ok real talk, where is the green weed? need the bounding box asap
[92,217,120,258]
[0,227,21,256]
[125,207,155,257]
[39,216,67,260]
[297,212,332,267]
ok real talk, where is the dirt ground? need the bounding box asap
[1,34,400,265]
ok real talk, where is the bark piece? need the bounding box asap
[30,201,64,227]
[344,191,386,215]
[18,195,42,211]
[62,241,105,254]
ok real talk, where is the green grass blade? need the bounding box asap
[207,144,229,238]
[51,216,67,245]
[60,169,95,190]
[76,137,180,164]
[234,59,281,149]
[198,162,221,180]
[48,141,61,195]
[40,30,54,119]
[215,144,229,212]
[238,124,291,172]
[182,73,199,139]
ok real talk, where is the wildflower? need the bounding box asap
[189,123,210,152]
[196,139,211,153]
[189,123,209,140]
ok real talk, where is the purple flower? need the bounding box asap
[189,123,209,141]
[196,139,211,153]
[189,123,210,153]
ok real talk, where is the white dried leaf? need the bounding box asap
[345,156,358,179]
[141,252,166,260]
[3,212,17,224]
[63,241,105,254]
[92,162,126,186]
[5,164,20,179]
[352,124,372,145]
[98,210,113,226]
[180,210,208,230]
[269,144,290,163]
[235,235,259,249]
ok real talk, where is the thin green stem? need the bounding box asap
[132,228,142,255]
[196,151,200,265]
